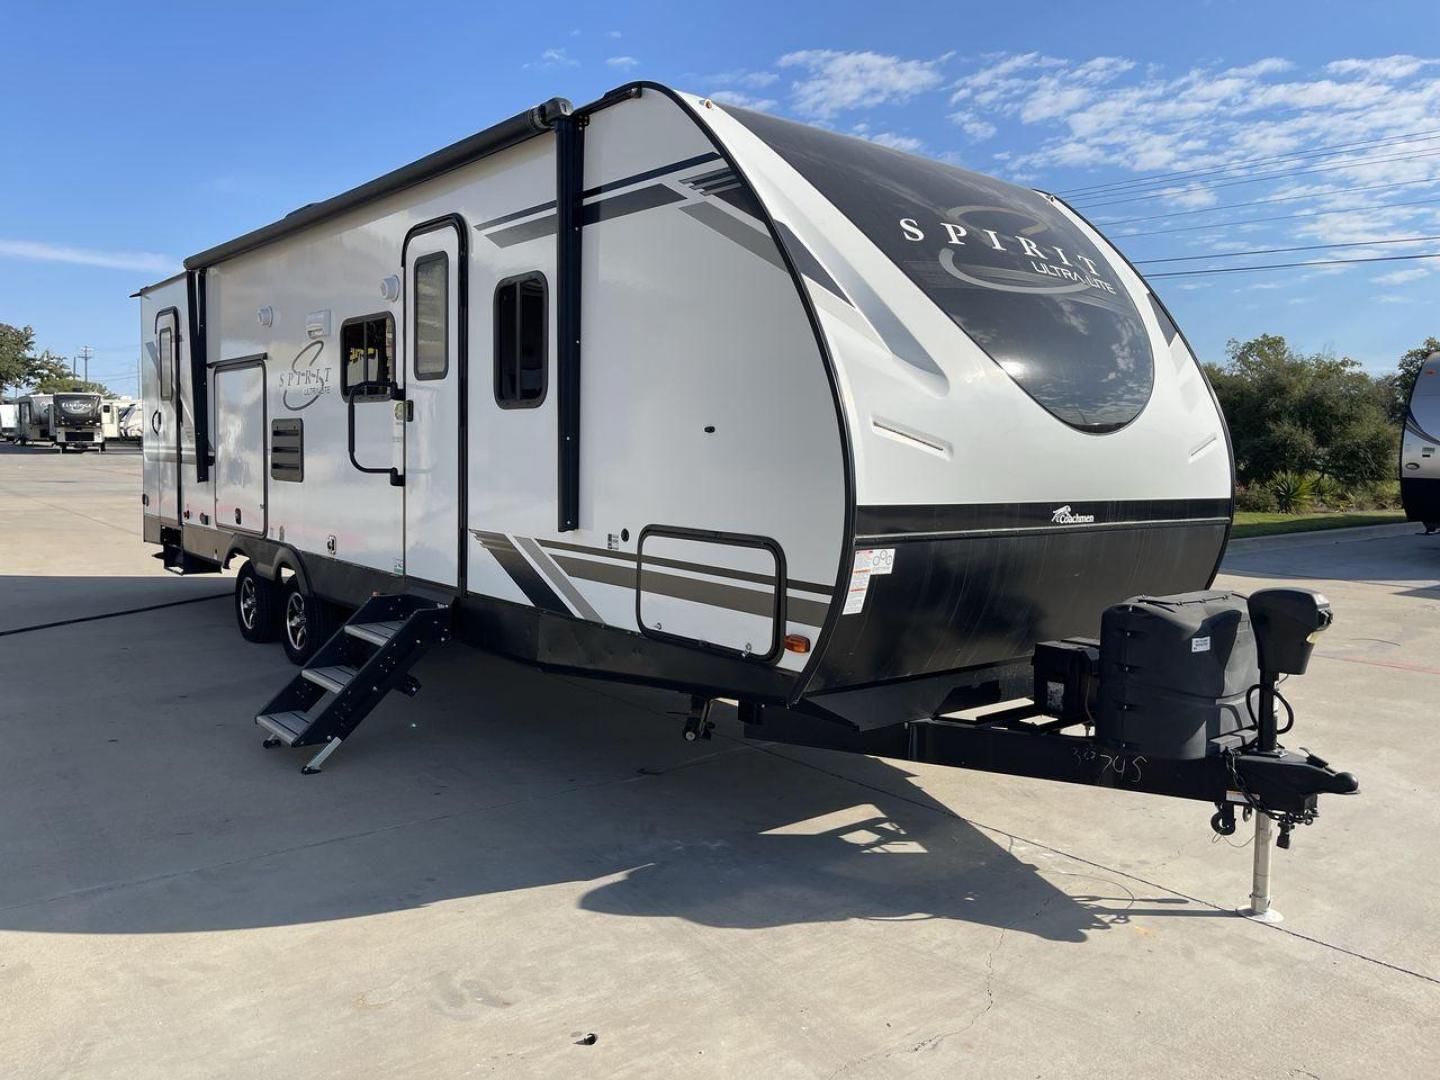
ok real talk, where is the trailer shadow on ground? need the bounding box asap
[0,590,1227,946]
[1221,531,1440,600]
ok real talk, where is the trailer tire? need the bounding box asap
[280,577,336,665]
[235,563,278,643]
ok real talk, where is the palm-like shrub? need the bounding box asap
[1268,470,1316,513]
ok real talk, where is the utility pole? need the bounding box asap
[78,345,93,388]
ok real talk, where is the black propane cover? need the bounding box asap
[1096,591,1260,759]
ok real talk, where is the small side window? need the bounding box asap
[340,313,396,400]
[157,326,174,402]
[413,252,449,381]
[494,272,548,408]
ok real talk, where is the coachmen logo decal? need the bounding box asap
[1051,505,1096,525]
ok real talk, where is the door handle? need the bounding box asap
[151,409,162,434]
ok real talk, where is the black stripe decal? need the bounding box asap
[473,199,557,232]
[486,183,688,247]
[536,537,833,595]
[552,555,831,627]
[855,499,1233,540]
[471,530,569,614]
[585,151,722,197]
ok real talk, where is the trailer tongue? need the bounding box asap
[740,586,1357,920]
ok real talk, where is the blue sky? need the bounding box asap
[2,0,1437,396]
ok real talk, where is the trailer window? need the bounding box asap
[494,272,548,408]
[727,107,1156,433]
[340,313,395,399]
[413,252,448,380]
[157,327,174,402]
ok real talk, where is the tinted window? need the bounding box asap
[340,313,395,397]
[413,253,448,380]
[158,326,174,402]
[728,108,1155,433]
[494,272,547,408]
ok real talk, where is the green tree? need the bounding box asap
[0,322,36,401]
[1205,333,1397,487]
[1376,336,1440,424]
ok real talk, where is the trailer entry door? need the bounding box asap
[149,308,182,524]
[402,220,466,589]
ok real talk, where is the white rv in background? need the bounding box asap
[101,397,141,442]
[0,402,15,441]
[1401,351,1440,531]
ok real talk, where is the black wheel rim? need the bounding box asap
[286,591,307,651]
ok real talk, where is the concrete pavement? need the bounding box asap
[2,443,1437,1078]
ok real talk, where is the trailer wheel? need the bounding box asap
[235,563,278,643]
[280,577,336,665]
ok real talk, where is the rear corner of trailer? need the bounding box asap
[700,103,1234,707]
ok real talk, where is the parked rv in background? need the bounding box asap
[14,392,106,451]
[1401,350,1440,531]
[0,402,15,441]
[101,397,142,442]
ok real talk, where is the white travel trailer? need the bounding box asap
[0,401,15,440]
[1401,351,1440,531]
[101,397,141,441]
[14,392,106,450]
[137,82,1352,861]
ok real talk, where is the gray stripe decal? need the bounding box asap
[553,555,831,627]
[536,537,833,596]
[680,202,852,307]
[679,201,787,273]
[513,536,603,623]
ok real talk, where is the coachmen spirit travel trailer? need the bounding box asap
[1401,351,1440,531]
[138,83,1354,877]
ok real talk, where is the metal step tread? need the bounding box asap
[344,620,406,647]
[301,664,360,694]
[256,711,309,745]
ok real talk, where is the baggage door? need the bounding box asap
[149,308,182,523]
[402,219,465,589]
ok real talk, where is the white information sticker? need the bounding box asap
[1191,636,1211,653]
[843,549,893,615]
[864,547,895,575]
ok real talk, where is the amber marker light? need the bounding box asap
[784,634,811,654]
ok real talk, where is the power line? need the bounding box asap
[1072,147,1440,209]
[1146,250,1440,278]
[1056,127,1440,198]
[1095,175,1440,227]
[1133,234,1440,265]
[1111,194,1440,239]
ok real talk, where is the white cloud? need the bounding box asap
[606,56,639,70]
[525,47,578,70]
[948,109,996,140]
[778,49,952,118]
[707,90,778,112]
[866,132,924,152]
[1326,55,1435,81]
[1375,267,1434,284]
[695,68,778,90]
[0,239,175,274]
[607,30,622,39]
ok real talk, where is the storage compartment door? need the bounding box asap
[213,363,266,534]
[637,529,783,660]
